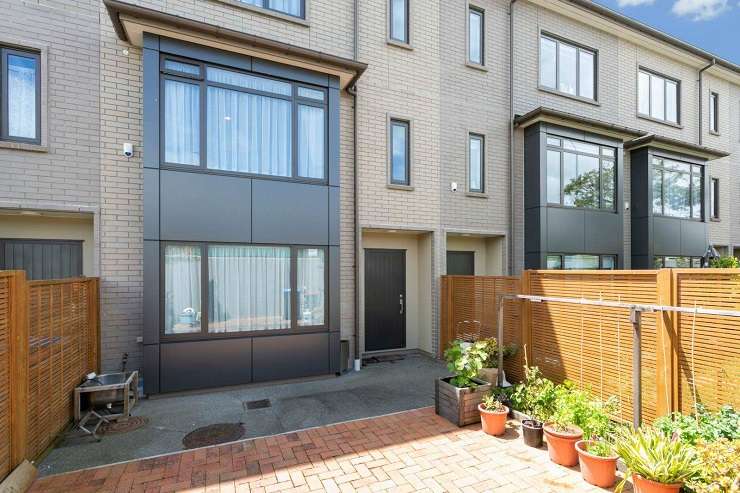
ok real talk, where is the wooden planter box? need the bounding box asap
[435,377,492,426]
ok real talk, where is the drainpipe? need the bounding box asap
[349,0,362,372]
[508,0,518,275]
[697,59,715,146]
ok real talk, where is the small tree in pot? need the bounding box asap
[435,340,492,426]
[510,366,556,448]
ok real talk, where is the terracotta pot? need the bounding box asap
[631,474,683,493]
[478,404,509,436]
[521,419,543,448]
[575,440,617,488]
[543,424,583,466]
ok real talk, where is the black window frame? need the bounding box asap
[546,253,617,270]
[545,135,616,211]
[1,46,41,145]
[539,33,597,102]
[389,118,410,186]
[710,177,719,220]
[160,241,328,342]
[468,133,485,193]
[468,5,485,66]
[651,157,703,221]
[653,256,702,269]
[637,68,681,126]
[709,91,719,134]
[389,0,410,44]
[159,54,329,184]
[237,0,306,19]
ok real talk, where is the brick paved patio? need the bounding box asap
[31,407,628,493]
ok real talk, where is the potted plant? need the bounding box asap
[477,338,518,386]
[614,426,700,493]
[575,439,619,488]
[435,340,491,426]
[510,366,556,448]
[478,392,509,436]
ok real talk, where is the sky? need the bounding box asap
[592,0,740,65]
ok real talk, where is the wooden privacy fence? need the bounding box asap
[440,269,740,424]
[0,271,99,481]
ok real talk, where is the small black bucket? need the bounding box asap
[521,419,543,448]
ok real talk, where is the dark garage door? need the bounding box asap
[0,239,83,280]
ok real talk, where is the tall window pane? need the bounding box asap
[540,37,557,89]
[665,80,678,123]
[7,54,37,139]
[709,92,718,133]
[298,248,325,326]
[652,168,663,215]
[164,79,200,165]
[562,152,578,206]
[390,0,408,43]
[269,0,301,16]
[638,71,650,116]
[208,246,290,333]
[468,8,483,65]
[164,245,201,335]
[663,168,689,217]
[558,43,577,95]
[601,160,615,209]
[390,120,409,185]
[546,255,562,269]
[298,105,325,179]
[578,50,594,99]
[691,167,702,219]
[546,150,561,203]
[206,86,292,176]
[469,135,483,192]
[650,74,665,120]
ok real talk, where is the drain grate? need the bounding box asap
[243,398,271,410]
[182,423,244,449]
[100,416,149,435]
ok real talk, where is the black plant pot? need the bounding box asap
[521,419,543,448]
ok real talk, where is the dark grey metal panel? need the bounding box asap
[252,332,329,382]
[143,168,159,240]
[631,217,650,257]
[252,58,328,87]
[143,45,160,169]
[251,180,329,245]
[584,211,622,253]
[630,148,650,219]
[329,246,340,331]
[1,239,82,280]
[547,208,586,253]
[143,240,160,345]
[524,208,543,254]
[680,220,707,256]
[525,252,542,270]
[142,344,160,395]
[160,170,252,242]
[159,37,252,71]
[653,217,681,256]
[329,187,340,246]
[523,125,544,210]
[160,338,253,392]
[328,87,340,187]
[329,331,340,375]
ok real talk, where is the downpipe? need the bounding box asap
[351,0,362,373]
[697,59,715,146]
[508,0,518,275]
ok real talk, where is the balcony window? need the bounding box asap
[638,69,679,124]
[654,256,702,268]
[237,0,304,18]
[297,248,325,327]
[546,254,616,270]
[652,157,702,219]
[164,244,202,335]
[1,46,41,144]
[539,35,595,100]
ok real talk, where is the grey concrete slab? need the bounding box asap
[38,353,448,477]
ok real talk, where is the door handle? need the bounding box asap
[399,294,404,315]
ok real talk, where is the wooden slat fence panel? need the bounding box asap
[0,273,11,479]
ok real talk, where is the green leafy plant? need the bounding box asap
[509,366,557,423]
[585,440,615,458]
[478,338,519,368]
[686,439,740,493]
[481,392,507,412]
[710,256,740,268]
[614,426,701,492]
[548,381,619,438]
[654,405,740,445]
[443,340,488,388]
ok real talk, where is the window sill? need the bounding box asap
[538,86,599,106]
[709,130,720,137]
[465,191,488,198]
[0,140,48,152]
[710,217,721,222]
[546,203,617,214]
[387,183,414,191]
[212,0,310,27]
[636,114,682,129]
[465,61,487,72]
[387,39,414,51]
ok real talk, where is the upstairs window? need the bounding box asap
[468,133,484,193]
[709,92,719,133]
[237,0,304,18]
[545,136,615,210]
[539,35,595,100]
[468,6,484,65]
[638,69,679,125]
[1,46,41,144]
[710,177,719,220]
[389,119,410,185]
[389,0,409,44]
[652,157,702,219]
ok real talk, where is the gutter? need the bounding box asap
[698,59,716,146]
[349,0,361,371]
[508,0,518,275]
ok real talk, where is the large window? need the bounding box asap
[468,133,484,193]
[638,69,679,125]
[389,0,409,44]
[468,6,484,66]
[546,254,616,270]
[546,136,615,210]
[1,46,40,144]
[652,157,702,219]
[709,92,719,134]
[163,243,326,337]
[236,0,304,18]
[161,56,327,180]
[654,256,702,268]
[539,35,595,100]
[389,119,410,185]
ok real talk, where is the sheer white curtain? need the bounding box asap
[298,105,324,179]
[164,80,200,165]
[207,87,291,176]
[8,54,37,139]
[209,246,290,333]
[297,248,324,326]
[164,245,201,334]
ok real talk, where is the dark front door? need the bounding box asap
[364,249,405,351]
[447,251,475,275]
[0,239,83,280]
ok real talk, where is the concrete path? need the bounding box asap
[38,353,449,476]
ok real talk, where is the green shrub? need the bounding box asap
[477,338,518,368]
[686,439,740,493]
[710,256,739,268]
[509,366,557,423]
[548,381,618,439]
[443,340,488,388]
[654,405,740,445]
[586,440,614,458]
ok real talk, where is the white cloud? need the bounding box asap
[671,0,730,20]
[617,0,655,6]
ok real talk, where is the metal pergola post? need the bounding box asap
[497,294,504,387]
[630,308,642,429]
